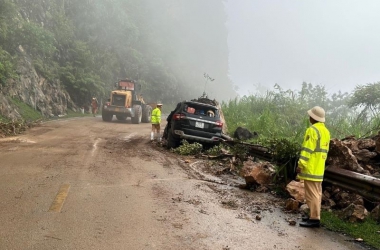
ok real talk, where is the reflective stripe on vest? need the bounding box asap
[310,126,329,154]
[298,172,324,180]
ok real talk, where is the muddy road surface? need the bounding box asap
[0,117,368,250]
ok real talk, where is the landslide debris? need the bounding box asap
[161,129,380,224]
[0,120,39,138]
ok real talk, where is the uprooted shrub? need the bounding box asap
[0,120,37,137]
[204,144,223,156]
[171,140,203,155]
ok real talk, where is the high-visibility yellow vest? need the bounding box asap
[151,108,161,124]
[297,122,330,182]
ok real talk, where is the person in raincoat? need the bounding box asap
[151,103,163,141]
[297,106,330,228]
[91,98,98,117]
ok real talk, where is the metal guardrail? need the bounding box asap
[324,167,380,201]
[222,139,380,202]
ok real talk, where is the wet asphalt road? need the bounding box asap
[0,116,368,250]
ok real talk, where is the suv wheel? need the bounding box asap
[167,130,179,149]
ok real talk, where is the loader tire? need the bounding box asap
[142,105,152,123]
[102,112,113,122]
[131,105,142,124]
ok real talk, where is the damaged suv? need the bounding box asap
[163,100,223,148]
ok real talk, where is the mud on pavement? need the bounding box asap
[106,135,370,250]
[0,115,372,250]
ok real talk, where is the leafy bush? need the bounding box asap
[0,48,16,87]
[9,98,43,122]
[14,22,56,58]
[222,82,380,140]
[227,144,250,160]
[171,140,203,155]
[257,137,300,162]
[33,58,60,80]
[204,145,223,156]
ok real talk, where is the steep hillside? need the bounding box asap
[0,0,235,120]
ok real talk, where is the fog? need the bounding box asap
[225,0,380,96]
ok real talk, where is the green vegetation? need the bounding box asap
[0,120,31,137]
[1,2,379,246]
[221,83,380,249]
[221,82,380,182]
[65,109,91,118]
[321,211,380,249]
[227,143,250,160]
[171,140,203,155]
[223,82,380,141]
[9,98,43,122]
[0,114,10,123]
[0,0,235,109]
[0,48,16,87]
[169,80,380,184]
[204,145,223,156]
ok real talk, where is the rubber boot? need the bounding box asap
[157,132,161,142]
[150,132,154,141]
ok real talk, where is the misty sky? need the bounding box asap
[225,0,380,96]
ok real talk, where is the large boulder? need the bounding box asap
[327,138,367,174]
[286,180,305,202]
[357,138,376,150]
[375,132,380,153]
[355,149,377,163]
[233,127,258,140]
[285,198,300,212]
[240,161,275,188]
[333,192,364,209]
[339,204,369,222]
[370,205,380,222]
[299,204,310,215]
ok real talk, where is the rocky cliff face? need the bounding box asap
[0,48,77,121]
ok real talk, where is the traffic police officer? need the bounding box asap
[151,103,163,141]
[297,106,330,228]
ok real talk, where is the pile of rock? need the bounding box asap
[327,135,380,177]
[283,134,380,223]
[209,127,380,223]
[285,180,379,223]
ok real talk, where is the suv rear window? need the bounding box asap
[183,103,219,118]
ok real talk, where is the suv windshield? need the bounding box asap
[183,102,219,118]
